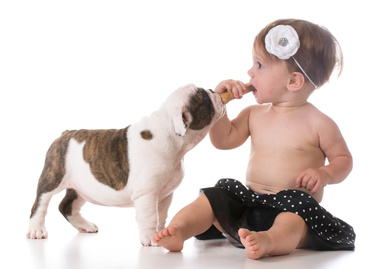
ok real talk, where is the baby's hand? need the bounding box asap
[295,168,331,194]
[215,80,247,99]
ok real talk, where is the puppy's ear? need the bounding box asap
[174,108,191,136]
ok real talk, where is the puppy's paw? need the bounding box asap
[68,215,99,233]
[140,230,157,246]
[27,227,48,239]
[77,222,99,233]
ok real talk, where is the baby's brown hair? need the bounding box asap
[254,19,343,88]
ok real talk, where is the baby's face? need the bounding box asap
[248,49,291,104]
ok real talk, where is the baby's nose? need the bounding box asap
[247,68,254,78]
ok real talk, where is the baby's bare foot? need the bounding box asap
[238,228,271,259]
[152,225,184,252]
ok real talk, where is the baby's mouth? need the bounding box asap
[246,83,257,94]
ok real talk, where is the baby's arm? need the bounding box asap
[210,80,251,149]
[296,116,353,194]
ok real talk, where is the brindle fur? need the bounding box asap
[58,188,78,219]
[30,132,73,218]
[73,127,130,191]
[30,126,130,219]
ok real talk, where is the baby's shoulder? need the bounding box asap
[304,103,338,129]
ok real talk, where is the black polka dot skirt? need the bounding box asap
[197,179,355,251]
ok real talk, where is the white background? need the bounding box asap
[1,0,389,268]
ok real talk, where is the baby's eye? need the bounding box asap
[257,62,262,69]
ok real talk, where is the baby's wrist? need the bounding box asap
[318,167,332,185]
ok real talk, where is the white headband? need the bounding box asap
[265,25,318,89]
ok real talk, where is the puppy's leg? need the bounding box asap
[27,167,65,239]
[27,191,57,239]
[134,194,159,246]
[59,189,98,233]
[28,133,71,239]
[157,193,173,232]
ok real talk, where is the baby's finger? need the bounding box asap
[228,82,242,99]
[305,179,317,191]
[238,81,247,92]
[295,172,305,188]
[299,173,312,189]
[234,81,247,98]
[311,181,322,194]
[215,80,233,94]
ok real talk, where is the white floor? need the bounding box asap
[4,202,385,269]
[2,1,390,268]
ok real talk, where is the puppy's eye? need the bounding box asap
[182,112,189,126]
[209,89,214,93]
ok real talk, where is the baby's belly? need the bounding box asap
[246,159,299,189]
[246,148,325,200]
[246,162,324,202]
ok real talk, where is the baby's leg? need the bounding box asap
[152,193,219,252]
[239,212,309,259]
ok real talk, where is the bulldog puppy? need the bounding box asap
[27,84,225,246]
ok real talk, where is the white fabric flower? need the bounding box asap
[265,25,300,60]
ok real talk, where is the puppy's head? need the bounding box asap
[163,84,225,136]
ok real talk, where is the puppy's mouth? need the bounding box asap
[215,92,225,106]
[208,91,225,117]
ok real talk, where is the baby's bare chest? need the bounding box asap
[251,116,318,152]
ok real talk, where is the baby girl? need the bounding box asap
[153,18,355,259]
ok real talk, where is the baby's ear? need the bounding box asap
[288,72,305,91]
[174,107,191,137]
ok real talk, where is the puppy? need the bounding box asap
[27,84,225,246]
